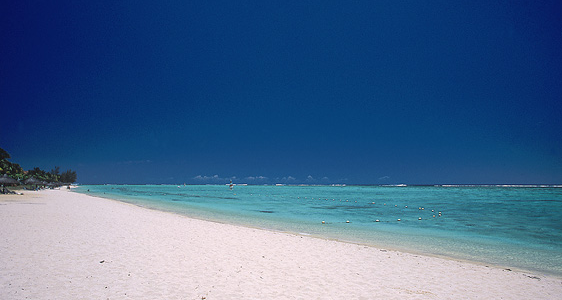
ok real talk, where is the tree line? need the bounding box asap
[0,147,77,183]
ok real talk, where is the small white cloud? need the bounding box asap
[278,176,297,183]
[244,176,268,182]
[193,174,231,183]
[281,176,296,181]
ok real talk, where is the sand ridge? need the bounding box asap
[1,189,561,299]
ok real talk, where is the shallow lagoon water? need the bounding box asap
[76,184,562,276]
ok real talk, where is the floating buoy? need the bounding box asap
[431,209,434,212]
[397,219,401,221]
[433,215,436,218]
[375,219,380,222]
[322,221,325,224]
[405,206,408,208]
[418,217,422,220]
[346,220,350,223]
[372,202,375,204]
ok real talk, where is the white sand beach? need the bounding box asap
[1,189,561,299]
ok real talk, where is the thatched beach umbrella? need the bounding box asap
[47,182,63,188]
[24,177,43,185]
[23,177,46,188]
[1,174,19,194]
[0,174,19,186]
[23,177,46,190]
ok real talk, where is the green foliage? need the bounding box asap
[28,167,49,181]
[1,162,25,180]
[49,166,61,182]
[60,170,77,183]
[0,148,10,160]
[0,147,25,180]
[0,147,77,183]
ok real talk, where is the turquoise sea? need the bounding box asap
[76,184,562,276]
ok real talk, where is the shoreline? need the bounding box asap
[83,191,548,277]
[1,189,561,299]
[77,185,562,277]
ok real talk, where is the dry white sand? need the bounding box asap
[1,189,561,299]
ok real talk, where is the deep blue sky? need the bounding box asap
[1,1,561,184]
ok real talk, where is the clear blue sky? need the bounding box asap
[1,1,561,184]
